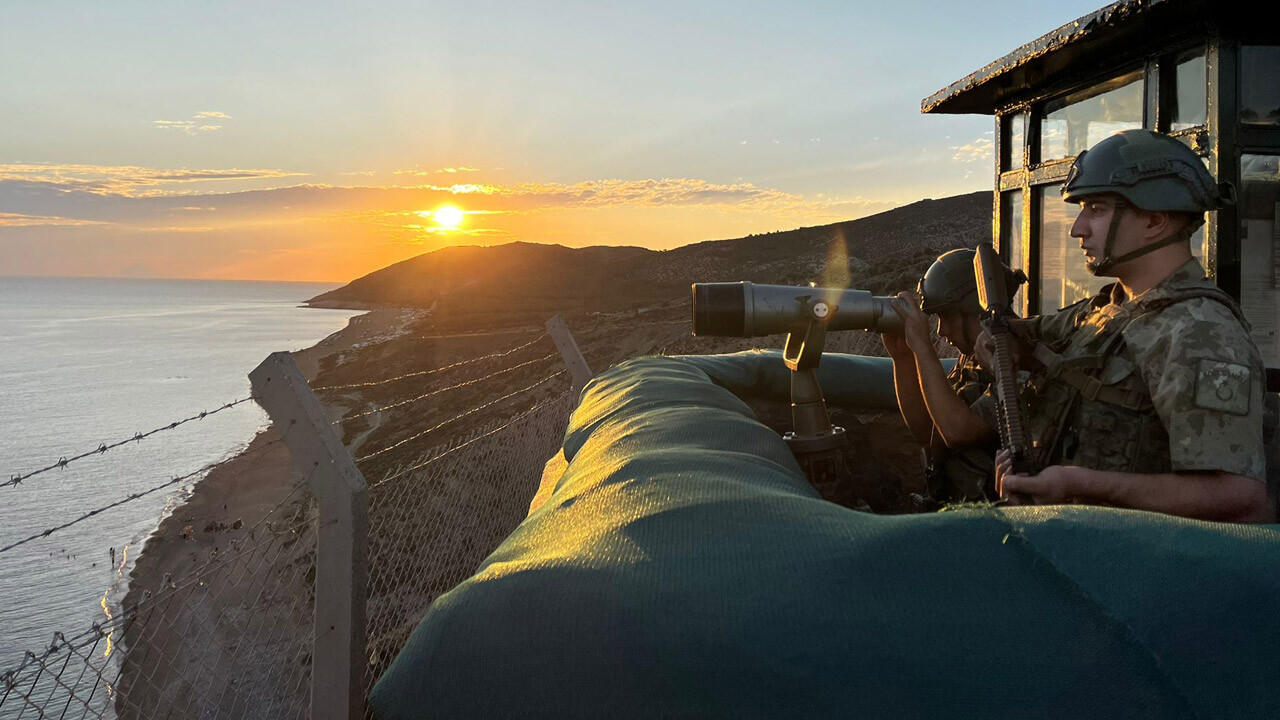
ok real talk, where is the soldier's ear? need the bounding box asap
[1139,209,1175,241]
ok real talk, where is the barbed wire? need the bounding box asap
[0,420,295,554]
[3,397,257,489]
[311,332,549,392]
[624,318,688,328]
[373,389,574,488]
[356,372,567,462]
[1,531,296,706]
[1,457,315,692]
[335,351,561,425]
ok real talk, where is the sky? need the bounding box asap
[1,0,1107,282]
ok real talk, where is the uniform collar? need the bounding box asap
[1109,258,1208,310]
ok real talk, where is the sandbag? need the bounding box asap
[674,349,941,410]
[371,356,1280,720]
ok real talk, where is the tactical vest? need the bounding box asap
[1022,284,1246,473]
[925,356,998,501]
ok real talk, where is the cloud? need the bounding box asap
[153,120,201,134]
[134,225,217,233]
[154,120,221,135]
[393,166,481,176]
[0,163,306,196]
[0,169,893,243]
[154,110,232,134]
[412,177,862,215]
[950,136,993,163]
[0,212,110,228]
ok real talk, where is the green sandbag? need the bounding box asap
[370,356,1280,720]
[674,348,955,410]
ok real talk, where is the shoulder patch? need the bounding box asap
[1194,358,1252,415]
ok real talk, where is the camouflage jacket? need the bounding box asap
[1021,259,1265,480]
[925,355,998,501]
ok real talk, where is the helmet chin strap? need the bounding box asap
[1088,199,1192,276]
[959,319,975,356]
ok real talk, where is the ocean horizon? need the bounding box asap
[0,276,361,673]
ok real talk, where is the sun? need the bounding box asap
[431,204,465,229]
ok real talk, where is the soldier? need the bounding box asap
[985,129,1272,522]
[882,249,1023,503]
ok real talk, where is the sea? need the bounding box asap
[0,277,362,673]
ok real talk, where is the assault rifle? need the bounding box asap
[972,243,1037,483]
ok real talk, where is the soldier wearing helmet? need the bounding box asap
[984,129,1272,522]
[881,248,1024,503]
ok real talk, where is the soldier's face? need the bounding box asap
[937,311,980,354]
[1069,194,1141,273]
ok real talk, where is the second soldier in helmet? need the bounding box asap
[880,248,1023,504]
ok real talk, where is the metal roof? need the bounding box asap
[921,0,1212,115]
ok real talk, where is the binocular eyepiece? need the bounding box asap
[692,282,904,337]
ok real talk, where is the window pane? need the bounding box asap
[1039,70,1144,161]
[1000,190,1025,313]
[1002,113,1025,171]
[1038,184,1108,313]
[1241,46,1280,126]
[1240,154,1280,365]
[1170,50,1206,130]
[1190,222,1205,265]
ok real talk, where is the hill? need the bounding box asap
[309,191,990,329]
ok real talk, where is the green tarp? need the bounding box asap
[371,356,1280,719]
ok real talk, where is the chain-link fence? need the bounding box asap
[362,391,576,690]
[2,316,586,720]
[1,474,317,720]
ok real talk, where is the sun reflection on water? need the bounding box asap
[101,543,129,659]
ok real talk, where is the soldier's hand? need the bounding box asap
[880,331,911,359]
[1001,464,1078,505]
[973,329,996,369]
[994,448,1018,502]
[892,291,934,356]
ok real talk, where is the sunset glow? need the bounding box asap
[431,205,465,229]
[0,1,1106,282]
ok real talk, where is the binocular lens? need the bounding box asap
[692,283,746,337]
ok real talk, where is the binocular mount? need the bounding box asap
[781,320,851,494]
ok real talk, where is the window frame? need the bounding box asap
[992,40,1215,315]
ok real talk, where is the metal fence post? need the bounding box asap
[546,314,593,402]
[250,352,368,720]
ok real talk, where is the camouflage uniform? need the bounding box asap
[914,248,1023,503]
[1016,258,1265,480]
[925,355,999,501]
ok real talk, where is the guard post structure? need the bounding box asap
[546,314,593,402]
[921,0,1280,381]
[250,351,369,720]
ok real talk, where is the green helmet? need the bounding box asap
[1062,129,1222,275]
[919,248,1023,316]
[1061,129,1221,212]
[919,249,981,315]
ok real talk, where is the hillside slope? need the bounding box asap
[310,191,990,328]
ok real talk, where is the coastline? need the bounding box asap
[117,307,416,713]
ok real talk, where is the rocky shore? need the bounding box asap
[115,308,414,717]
